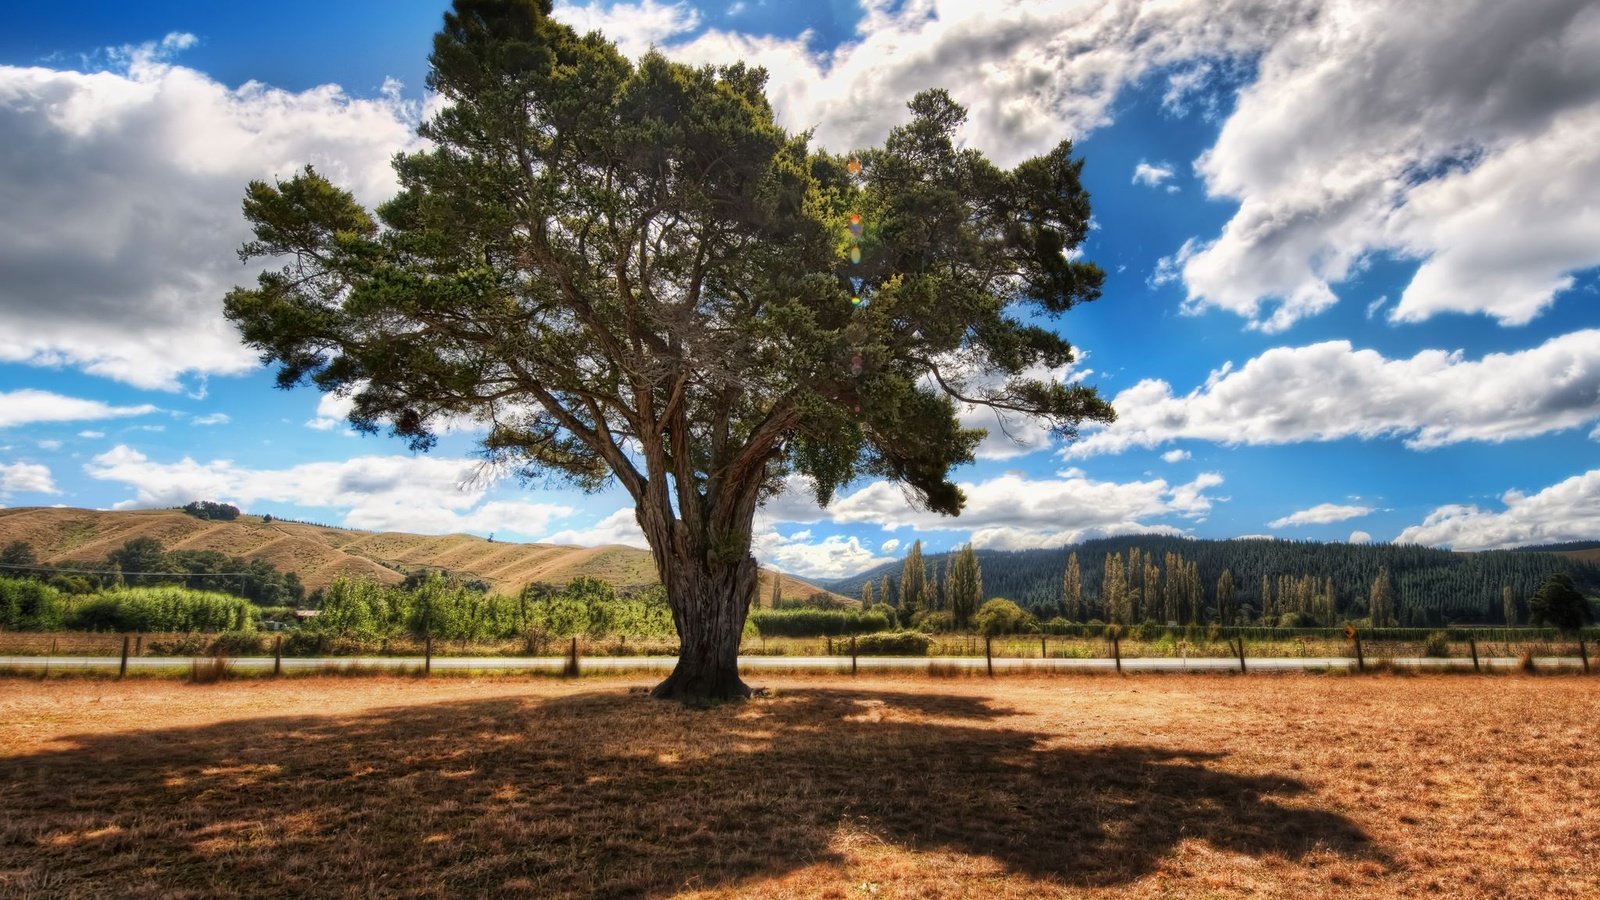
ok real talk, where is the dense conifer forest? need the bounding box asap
[823,536,1600,627]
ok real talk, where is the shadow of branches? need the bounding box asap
[0,687,1381,897]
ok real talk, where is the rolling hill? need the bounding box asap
[0,506,845,604]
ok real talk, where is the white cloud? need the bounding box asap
[82,445,575,538]
[1132,160,1175,187]
[36,440,63,450]
[0,390,159,429]
[1364,295,1388,320]
[1160,449,1191,463]
[552,0,701,59]
[1269,503,1374,528]
[1178,0,1600,331]
[538,507,648,549]
[762,469,1225,552]
[753,531,895,581]
[880,538,901,554]
[1396,469,1600,551]
[1348,530,1372,544]
[1066,330,1600,457]
[0,38,421,390]
[190,413,230,426]
[77,430,105,439]
[0,462,60,497]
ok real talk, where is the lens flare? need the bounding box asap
[851,353,863,375]
[846,158,862,175]
[850,246,862,264]
[851,295,862,306]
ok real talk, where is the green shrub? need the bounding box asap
[748,608,891,638]
[67,587,258,633]
[1131,619,1164,642]
[0,577,68,631]
[1042,616,1071,635]
[211,629,267,656]
[1423,631,1451,658]
[854,631,933,656]
[915,610,955,633]
[975,598,1030,636]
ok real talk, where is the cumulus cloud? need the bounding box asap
[760,469,1225,551]
[77,430,106,439]
[1178,0,1600,331]
[1066,330,1600,457]
[1269,503,1373,528]
[1348,530,1372,544]
[82,445,574,537]
[552,0,701,59]
[0,390,159,429]
[36,440,63,451]
[880,538,901,553]
[538,507,648,549]
[1396,469,1600,551]
[0,462,60,497]
[753,531,895,580]
[1132,161,1175,187]
[0,36,420,390]
[1161,449,1191,463]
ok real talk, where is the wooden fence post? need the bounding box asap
[424,632,432,676]
[563,636,580,678]
[1234,637,1247,674]
[1353,630,1365,673]
[1112,630,1122,675]
[1469,637,1480,672]
[850,635,858,677]
[985,635,993,677]
[119,634,130,679]
[134,633,142,656]
[273,635,283,677]
[1041,635,1047,659]
[1579,636,1590,675]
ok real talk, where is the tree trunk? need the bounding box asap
[650,560,755,701]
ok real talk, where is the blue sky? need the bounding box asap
[2,0,1599,579]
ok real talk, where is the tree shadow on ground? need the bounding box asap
[0,686,1383,897]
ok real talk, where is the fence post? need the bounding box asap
[1353,630,1365,673]
[563,636,580,678]
[1579,636,1590,675]
[47,636,56,677]
[274,635,283,677]
[1112,630,1122,675]
[1041,635,1047,659]
[134,633,143,656]
[1234,637,1247,674]
[850,635,858,677]
[985,636,994,677]
[1469,637,1480,672]
[119,634,130,679]
[424,632,432,676]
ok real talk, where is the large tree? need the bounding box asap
[224,0,1111,701]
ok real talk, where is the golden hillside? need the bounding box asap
[0,507,847,604]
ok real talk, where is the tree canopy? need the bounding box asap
[224,0,1111,699]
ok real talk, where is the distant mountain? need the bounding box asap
[0,507,845,603]
[823,534,1600,627]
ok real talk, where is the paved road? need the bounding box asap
[2,655,1587,674]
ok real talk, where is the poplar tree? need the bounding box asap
[901,541,927,622]
[1369,566,1395,627]
[1062,552,1082,622]
[1216,569,1236,626]
[768,573,782,610]
[224,0,1112,700]
[1502,584,1517,626]
[861,580,874,609]
[948,543,982,628]
[879,574,894,610]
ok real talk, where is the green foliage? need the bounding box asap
[68,587,259,633]
[1276,610,1318,628]
[748,608,891,638]
[1529,573,1594,632]
[916,610,955,633]
[854,631,932,656]
[181,501,241,521]
[947,543,982,628]
[1422,631,1451,658]
[974,598,1030,636]
[0,576,68,631]
[0,541,37,574]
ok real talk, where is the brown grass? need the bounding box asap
[1,674,1596,898]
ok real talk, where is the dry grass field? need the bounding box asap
[1,673,1596,899]
[0,507,841,602]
